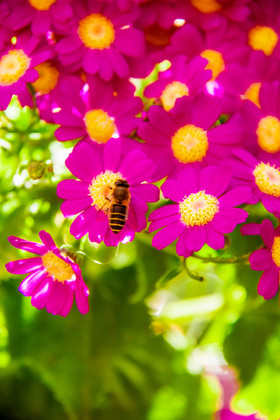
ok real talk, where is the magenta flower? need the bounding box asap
[7,0,74,36]
[149,166,249,257]
[5,231,89,317]
[57,139,159,247]
[54,75,142,144]
[241,219,280,299]
[138,95,244,179]
[144,55,211,111]
[55,2,145,80]
[0,31,51,110]
[227,148,280,215]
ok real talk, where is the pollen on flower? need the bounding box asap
[191,0,222,13]
[171,124,208,163]
[200,49,225,80]
[0,49,30,86]
[179,190,219,226]
[253,162,280,197]
[256,115,280,153]
[248,26,278,56]
[84,109,117,143]
[160,81,189,111]
[41,251,76,283]
[28,0,56,10]
[78,13,115,50]
[272,236,280,267]
[241,82,261,107]
[32,62,59,94]
[89,170,123,211]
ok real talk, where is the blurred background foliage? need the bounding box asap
[1,99,280,420]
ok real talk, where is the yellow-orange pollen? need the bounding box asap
[171,124,208,164]
[84,109,116,144]
[253,162,280,197]
[31,62,59,94]
[191,0,222,13]
[41,251,75,283]
[200,49,225,80]
[160,81,189,111]
[248,26,278,56]
[256,115,280,153]
[272,236,280,268]
[89,170,123,211]
[0,49,30,86]
[179,190,219,227]
[78,13,115,50]
[242,82,261,108]
[28,0,56,10]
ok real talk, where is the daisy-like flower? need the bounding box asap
[227,148,280,216]
[149,166,249,257]
[241,219,280,299]
[57,138,159,247]
[7,0,74,36]
[0,31,51,110]
[138,95,244,179]
[144,55,211,111]
[54,74,142,144]
[55,1,145,80]
[5,230,89,317]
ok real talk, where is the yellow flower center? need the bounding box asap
[41,251,76,283]
[272,236,280,267]
[200,49,225,80]
[160,81,189,111]
[171,124,208,164]
[256,115,280,153]
[28,0,56,10]
[84,109,116,144]
[241,82,261,108]
[248,26,278,56]
[0,49,30,86]
[31,62,59,94]
[89,170,123,211]
[253,162,280,197]
[179,190,219,226]
[78,13,115,50]
[191,0,222,13]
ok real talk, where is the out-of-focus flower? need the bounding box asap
[0,31,51,110]
[149,165,249,257]
[241,219,280,299]
[57,138,159,247]
[54,75,142,144]
[5,231,89,316]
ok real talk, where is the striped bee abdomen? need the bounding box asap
[109,204,128,234]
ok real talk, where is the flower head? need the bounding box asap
[149,165,249,257]
[5,231,89,316]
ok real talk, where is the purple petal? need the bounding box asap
[57,179,89,199]
[103,138,121,171]
[257,265,279,299]
[260,219,275,248]
[31,278,51,310]
[53,108,83,127]
[70,207,97,239]
[192,94,222,129]
[5,257,42,275]
[199,166,232,197]
[82,49,101,74]
[115,28,145,57]
[261,194,280,214]
[39,231,56,249]
[56,35,81,54]
[19,269,46,296]
[46,281,67,315]
[130,184,159,203]
[66,142,102,182]
[219,187,252,208]
[149,213,180,233]
[149,204,179,221]
[125,159,155,184]
[54,126,85,142]
[31,11,50,35]
[59,287,74,317]
[152,222,185,250]
[240,223,262,236]
[7,236,46,255]
[211,213,240,234]
[206,225,225,250]
[249,249,272,271]
[61,198,92,217]
[176,230,193,258]
[75,284,89,315]
[185,226,206,252]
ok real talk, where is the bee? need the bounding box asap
[107,179,131,234]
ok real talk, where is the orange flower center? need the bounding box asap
[78,13,115,50]
[256,115,280,153]
[89,170,123,211]
[28,0,56,10]
[41,251,75,283]
[160,81,189,111]
[179,190,219,226]
[0,49,30,86]
[171,124,208,163]
[272,237,280,267]
[200,49,225,80]
[84,109,117,143]
[248,26,278,56]
[32,62,59,94]
[191,0,222,13]
[253,162,280,197]
[242,82,261,108]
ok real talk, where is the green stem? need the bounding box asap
[191,253,250,264]
[183,258,204,282]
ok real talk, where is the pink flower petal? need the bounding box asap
[130,184,159,203]
[103,138,121,171]
[260,219,275,248]
[219,187,252,208]
[5,257,42,275]
[7,236,46,255]
[152,222,185,250]
[55,126,85,142]
[19,269,46,296]
[206,225,225,250]
[70,207,97,239]
[57,179,89,200]
[149,204,179,221]
[249,249,272,271]
[257,265,279,299]
[39,230,56,249]
[115,28,145,57]
[75,284,89,315]
[31,278,51,310]
[61,197,92,217]
[185,226,206,252]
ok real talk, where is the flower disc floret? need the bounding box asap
[191,0,222,13]
[32,62,59,94]
[253,162,280,197]
[42,251,75,283]
[171,124,208,164]
[0,50,30,86]
[248,26,278,56]
[272,237,280,268]
[200,49,225,80]
[256,115,280,153]
[89,170,123,211]
[242,82,261,108]
[78,14,115,50]
[160,81,189,111]
[28,0,57,10]
[179,190,219,227]
[84,109,116,143]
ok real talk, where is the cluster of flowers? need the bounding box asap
[4,0,280,316]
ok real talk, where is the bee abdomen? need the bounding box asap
[109,204,127,234]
